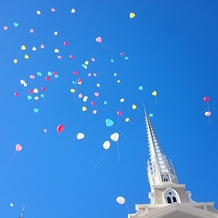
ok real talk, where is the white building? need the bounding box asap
[128,111,218,218]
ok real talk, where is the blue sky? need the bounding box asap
[1,0,218,217]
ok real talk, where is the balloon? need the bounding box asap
[91,101,95,105]
[104,101,107,105]
[152,91,157,96]
[15,144,22,152]
[36,10,41,15]
[40,94,44,98]
[83,96,88,102]
[204,96,209,102]
[77,133,85,140]
[111,59,114,63]
[96,36,102,43]
[114,73,117,76]
[23,83,27,87]
[24,55,29,59]
[82,106,87,111]
[57,124,64,133]
[34,96,39,100]
[116,196,125,204]
[33,108,39,113]
[64,41,68,46]
[103,141,110,150]
[27,95,32,100]
[30,29,34,33]
[117,80,120,83]
[43,129,47,133]
[93,110,97,114]
[73,71,78,75]
[132,104,137,110]
[93,73,97,76]
[54,49,59,53]
[110,132,119,142]
[30,75,35,79]
[78,93,82,98]
[51,8,56,12]
[85,61,89,65]
[129,12,135,18]
[40,44,45,49]
[91,58,95,62]
[57,55,62,59]
[37,72,42,76]
[13,22,19,27]
[124,57,129,60]
[54,31,58,35]
[120,52,124,56]
[205,111,211,116]
[14,92,18,97]
[139,86,143,91]
[106,119,114,127]
[71,8,76,13]
[10,203,14,207]
[120,98,124,103]
[70,55,74,59]
[3,26,8,30]
[46,76,50,81]
[70,89,75,93]
[33,88,38,93]
[94,92,99,97]
[125,118,130,122]
[117,111,122,116]
[14,59,18,64]
[21,45,26,50]
[42,87,46,91]
[149,113,154,117]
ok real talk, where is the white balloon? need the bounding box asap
[23,82,27,87]
[77,133,85,140]
[96,83,100,87]
[32,47,37,51]
[103,141,110,150]
[10,203,13,207]
[120,98,124,103]
[33,88,38,93]
[116,196,125,204]
[110,132,119,142]
[71,8,76,13]
[36,10,41,15]
[20,79,25,85]
[54,49,59,53]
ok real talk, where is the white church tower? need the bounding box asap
[128,111,218,218]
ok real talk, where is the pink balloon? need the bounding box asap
[205,111,211,117]
[78,93,83,98]
[93,110,97,114]
[3,26,8,30]
[30,75,35,79]
[15,144,22,152]
[43,129,47,133]
[96,37,102,43]
[91,58,95,62]
[51,8,56,12]
[94,92,99,97]
[30,29,34,33]
[40,44,45,49]
[57,55,62,59]
[93,73,97,76]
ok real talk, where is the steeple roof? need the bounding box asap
[144,110,178,186]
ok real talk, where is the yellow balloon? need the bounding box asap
[152,91,157,96]
[14,59,18,64]
[21,45,26,50]
[117,80,120,83]
[85,61,89,65]
[125,118,130,122]
[82,106,87,112]
[132,104,137,110]
[78,81,82,85]
[70,89,75,93]
[24,55,29,59]
[130,12,135,19]
[34,96,39,100]
[54,31,58,35]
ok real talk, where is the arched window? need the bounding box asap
[164,188,180,204]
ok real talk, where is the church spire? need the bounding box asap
[144,110,178,186]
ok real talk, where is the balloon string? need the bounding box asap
[207,102,210,111]
[155,96,158,105]
[101,43,107,51]
[8,151,16,168]
[117,142,120,162]
[94,150,106,172]
[208,116,211,123]
[125,204,130,213]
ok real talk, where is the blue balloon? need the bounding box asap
[40,94,45,98]
[47,71,52,76]
[111,59,114,63]
[72,81,77,85]
[37,72,42,76]
[33,108,39,113]
[54,75,59,78]
[106,119,114,127]
[104,101,107,105]
[124,56,129,60]
[13,22,19,27]
[27,95,32,100]
[149,113,153,118]
[139,86,143,91]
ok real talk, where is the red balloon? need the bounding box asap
[120,52,124,56]
[204,96,209,102]
[91,101,95,105]
[57,124,64,133]
[117,111,122,116]
[46,76,50,81]
[14,92,18,97]
[53,71,57,75]
[42,87,46,91]
[78,78,82,83]
[64,41,68,46]
[70,55,74,59]
[73,71,78,75]
[29,89,34,94]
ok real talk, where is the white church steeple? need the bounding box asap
[128,109,218,218]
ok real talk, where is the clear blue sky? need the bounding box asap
[1,0,218,217]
